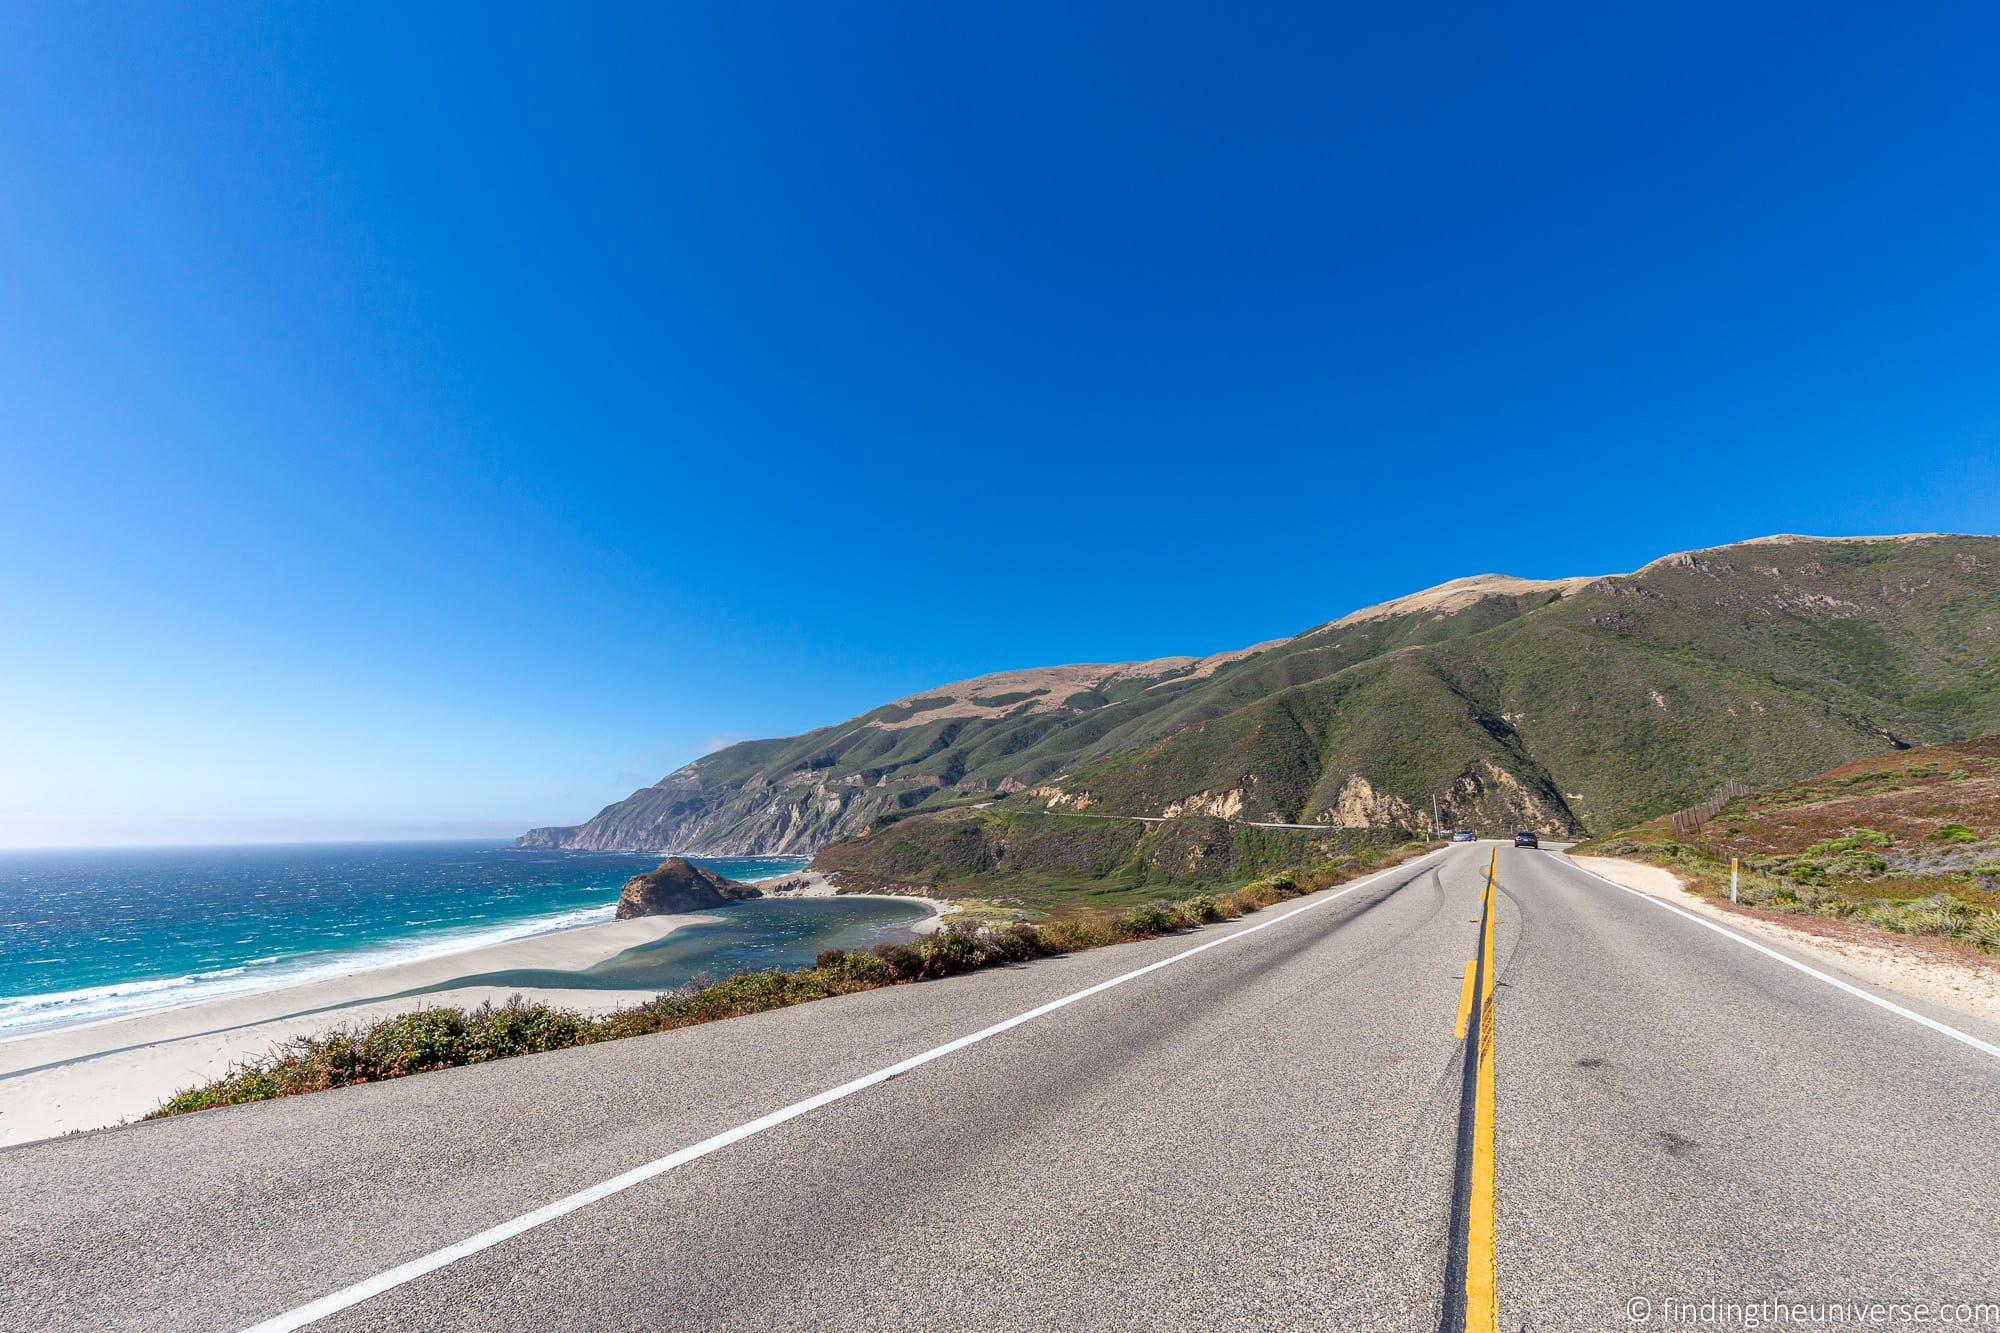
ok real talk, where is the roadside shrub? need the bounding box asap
[871,941,924,980]
[462,998,597,1061]
[917,928,986,977]
[978,922,1046,963]
[596,992,687,1039]
[358,1006,475,1077]
[1035,918,1111,952]
[1115,901,1179,939]
[678,970,797,1018]
[1172,894,1223,928]
[1008,920,1049,952]
[1230,881,1283,911]
[811,949,893,990]
[1934,823,1979,843]
[1223,887,1258,913]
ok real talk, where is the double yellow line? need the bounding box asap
[1451,847,1500,1332]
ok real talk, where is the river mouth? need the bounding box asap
[417,896,936,997]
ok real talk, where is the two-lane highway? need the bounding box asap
[6,845,1996,1331]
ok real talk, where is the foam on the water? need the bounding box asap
[0,844,812,1039]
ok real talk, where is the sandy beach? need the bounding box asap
[0,877,949,1146]
[760,871,954,933]
[0,911,699,1146]
[0,876,948,1144]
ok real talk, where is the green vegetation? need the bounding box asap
[812,808,1405,913]
[525,535,2000,861]
[150,840,1433,1121]
[1576,733,2000,951]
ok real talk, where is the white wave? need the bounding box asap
[0,902,618,1041]
[737,860,813,883]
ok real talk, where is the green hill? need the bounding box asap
[811,809,1404,914]
[518,534,2000,862]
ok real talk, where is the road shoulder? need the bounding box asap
[1564,853,2000,1025]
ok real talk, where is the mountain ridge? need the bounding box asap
[518,532,2000,855]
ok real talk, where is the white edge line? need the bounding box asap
[1559,854,2000,1062]
[245,847,1448,1331]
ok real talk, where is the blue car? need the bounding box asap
[1514,831,1539,848]
[1451,829,1477,843]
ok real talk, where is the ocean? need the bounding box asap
[0,841,923,1037]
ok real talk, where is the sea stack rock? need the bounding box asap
[615,857,762,919]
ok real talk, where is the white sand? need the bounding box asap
[0,913,704,1146]
[0,882,951,1147]
[1566,854,2000,1025]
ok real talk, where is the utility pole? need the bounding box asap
[1432,793,1443,838]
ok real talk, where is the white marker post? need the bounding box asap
[1730,856,1739,904]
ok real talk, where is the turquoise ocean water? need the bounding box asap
[0,841,921,1037]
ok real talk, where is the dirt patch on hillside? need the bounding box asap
[868,644,1277,731]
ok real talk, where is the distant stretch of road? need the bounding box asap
[8,844,1998,1331]
[1012,806,1358,831]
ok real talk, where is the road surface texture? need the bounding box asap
[7,844,1997,1331]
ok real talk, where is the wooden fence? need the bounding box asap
[1668,779,1752,840]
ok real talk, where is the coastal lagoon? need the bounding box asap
[423,895,935,997]
[0,842,917,1037]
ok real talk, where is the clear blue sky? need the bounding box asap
[4,4,1998,847]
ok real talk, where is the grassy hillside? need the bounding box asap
[1576,735,2000,951]
[521,534,2000,861]
[813,809,1406,914]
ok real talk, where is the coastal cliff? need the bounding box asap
[520,535,2000,855]
[614,858,761,919]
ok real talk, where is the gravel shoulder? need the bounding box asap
[1565,852,2000,1024]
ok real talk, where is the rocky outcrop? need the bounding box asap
[614,857,762,919]
[1323,775,1421,829]
[1164,787,1247,820]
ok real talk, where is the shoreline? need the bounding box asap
[754,869,954,934]
[2,854,819,1047]
[0,879,945,1147]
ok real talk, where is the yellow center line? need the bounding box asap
[1465,847,1500,1332]
[1453,960,1477,1039]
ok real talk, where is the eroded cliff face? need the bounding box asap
[519,770,915,855]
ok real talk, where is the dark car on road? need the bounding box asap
[1513,831,1539,848]
[1451,829,1477,843]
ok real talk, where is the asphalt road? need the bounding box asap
[7,844,1998,1331]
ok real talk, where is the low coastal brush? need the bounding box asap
[148,841,1430,1121]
